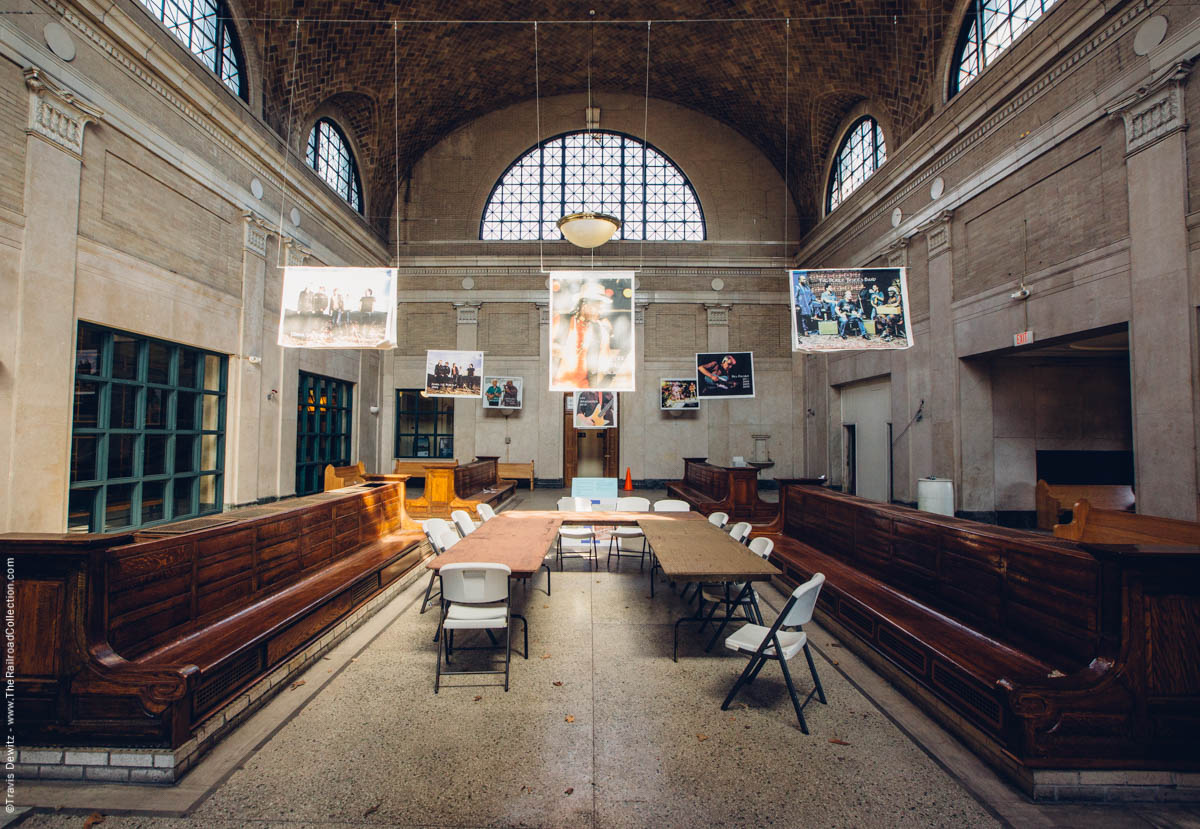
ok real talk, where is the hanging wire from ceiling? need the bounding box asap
[533,21,545,274]
[783,17,790,265]
[393,20,400,267]
[640,20,651,276]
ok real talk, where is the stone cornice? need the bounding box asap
[24,66,102,157]
[1107,61,1192,156]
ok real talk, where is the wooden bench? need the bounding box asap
[1035,479,1134,530]
[756,484,1200,788]
[1053,498,1200,544]
[0,483,423,751]
[391,458,459,478]
[323,461,409,491]
[665,458,776,523]
[406,457,516,520]
[497,461,535,490]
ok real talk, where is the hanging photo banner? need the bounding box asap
[424,350,484,398]
[696,352,755,399]
[278,267,396,349]
[549,270,636,392]
[660,378,700,410]
[483,376,523,409]
[789,268,912,352]
[573,391,618,429]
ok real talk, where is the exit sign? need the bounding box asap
[1013,330,1035,347]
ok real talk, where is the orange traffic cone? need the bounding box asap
[623,467,634,491]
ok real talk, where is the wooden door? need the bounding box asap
[563,394,620,487]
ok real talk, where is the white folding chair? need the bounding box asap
[652,499,691,512]
[698,536,774,634]
[728,521,752,545]
[435,562,528,693]
[450,509,476,537]
[420,519,458,614]
[608,496,650,571]
[556,496,597,570]
[721,573,827,733]
[476,503,497,522]
[707,511,730,528]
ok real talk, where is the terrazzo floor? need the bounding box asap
[15,490,1200,829]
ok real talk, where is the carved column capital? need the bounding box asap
[24,67,102,158]
[705,303,731,326]
[536,302,550,325]
[283,237,312,266]
[918,210,954,260]
[242,211,273,257]
[886,235,911,269]
[454,302,481,324]
[1108,61,1191,156]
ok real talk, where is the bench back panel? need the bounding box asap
[106,486,405,657]
[781,486,1102,667]
[683,461,730,501]
[455,458,499,496]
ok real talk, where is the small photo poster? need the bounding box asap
[789,267,913,352]
[425,350,484,398]
[573,391,617,429]
[548,271,636,392]
[696,352,755,399]
[660,378,700,410]
[278,267,396,349]
[483,376,523,409]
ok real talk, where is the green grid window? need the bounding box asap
[394,390,453,459]
[296,372,354,496]
[69,323,226,533]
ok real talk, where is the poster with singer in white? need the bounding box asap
[548,271,636,392]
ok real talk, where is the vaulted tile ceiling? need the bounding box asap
[240,2,957,237]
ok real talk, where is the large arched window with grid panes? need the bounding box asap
[306,118,363,213]
[481,130,705,241]
[136,0,246,100]
[826,116,887,214]
[950,0,1058,97]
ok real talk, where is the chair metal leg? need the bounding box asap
[721,653,765,711]
[745,652,770,686]
[420,570,440,614]
[804,641,827,704]
[542,562,552,596]
[511,614,529,658]
[434,606,449,693]
[777,652,808,733]
[504,620,512,692]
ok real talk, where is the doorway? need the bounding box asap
[563,394,620,487]
[844,424,857,496]
[838,376,891,502]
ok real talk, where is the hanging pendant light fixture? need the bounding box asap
[557,10,621,249]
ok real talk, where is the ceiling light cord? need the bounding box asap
[534,21,545,274]
[784,17,789,264]
[276,19,300,267]
[393,20,400,267]
[641,20,651,275]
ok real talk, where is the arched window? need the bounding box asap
[826,117,887,213]
[950,0,1058,97]
[481,130,705,241]
[136,0,246,100]
[306,118,363,213]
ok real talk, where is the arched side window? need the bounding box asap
[950,0,1058,97]
[306,118,363,213]
[826,116,887,214]
[136,0,246,100]
[481,130,705,241]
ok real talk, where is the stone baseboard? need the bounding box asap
[13,558,429,785]
[1032,770,1200,802]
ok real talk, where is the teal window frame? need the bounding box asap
[394,390,454,459]
[296,372,354,496]
[69,322,226,533]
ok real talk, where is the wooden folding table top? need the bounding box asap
[640,520,780,582]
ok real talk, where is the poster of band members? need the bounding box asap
[573,391,618,428]
[789,268,912,352]
[549,271,636,392]
[278,267,396,349]
[424,350,484,398]
[695,352,755,399]
[660,378,700,410]
[483,376,523,409]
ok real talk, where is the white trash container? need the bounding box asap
[917,477,955,516]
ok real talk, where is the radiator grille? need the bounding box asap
[878,625,927,676]
[932,661,1002,731]
[194,649,263,717]
[838,600,876,639]
[349,574,379,608]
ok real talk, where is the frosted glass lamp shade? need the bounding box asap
[556,212,621,248]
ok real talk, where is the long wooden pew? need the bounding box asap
[665,458,776,522]
[406,456,516,520]
[1036,479,1134,530]
[323,461,409,491]
[0,482,423,760]
[1053,498,1200,544]
[755,484,1200,793]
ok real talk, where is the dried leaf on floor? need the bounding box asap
[552,681,563,687]
[827,642,842,648]
[697,734,709,742]
[829,738,851,746]
[83,814,105,829]
[363,801,381,817]
[473,695,483,702]
[541,653,552,659]
[565,787,574,795]
[565,715,575,723]
[323,655,332,660]
[350,657,358,663]
[289,680,306,690]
